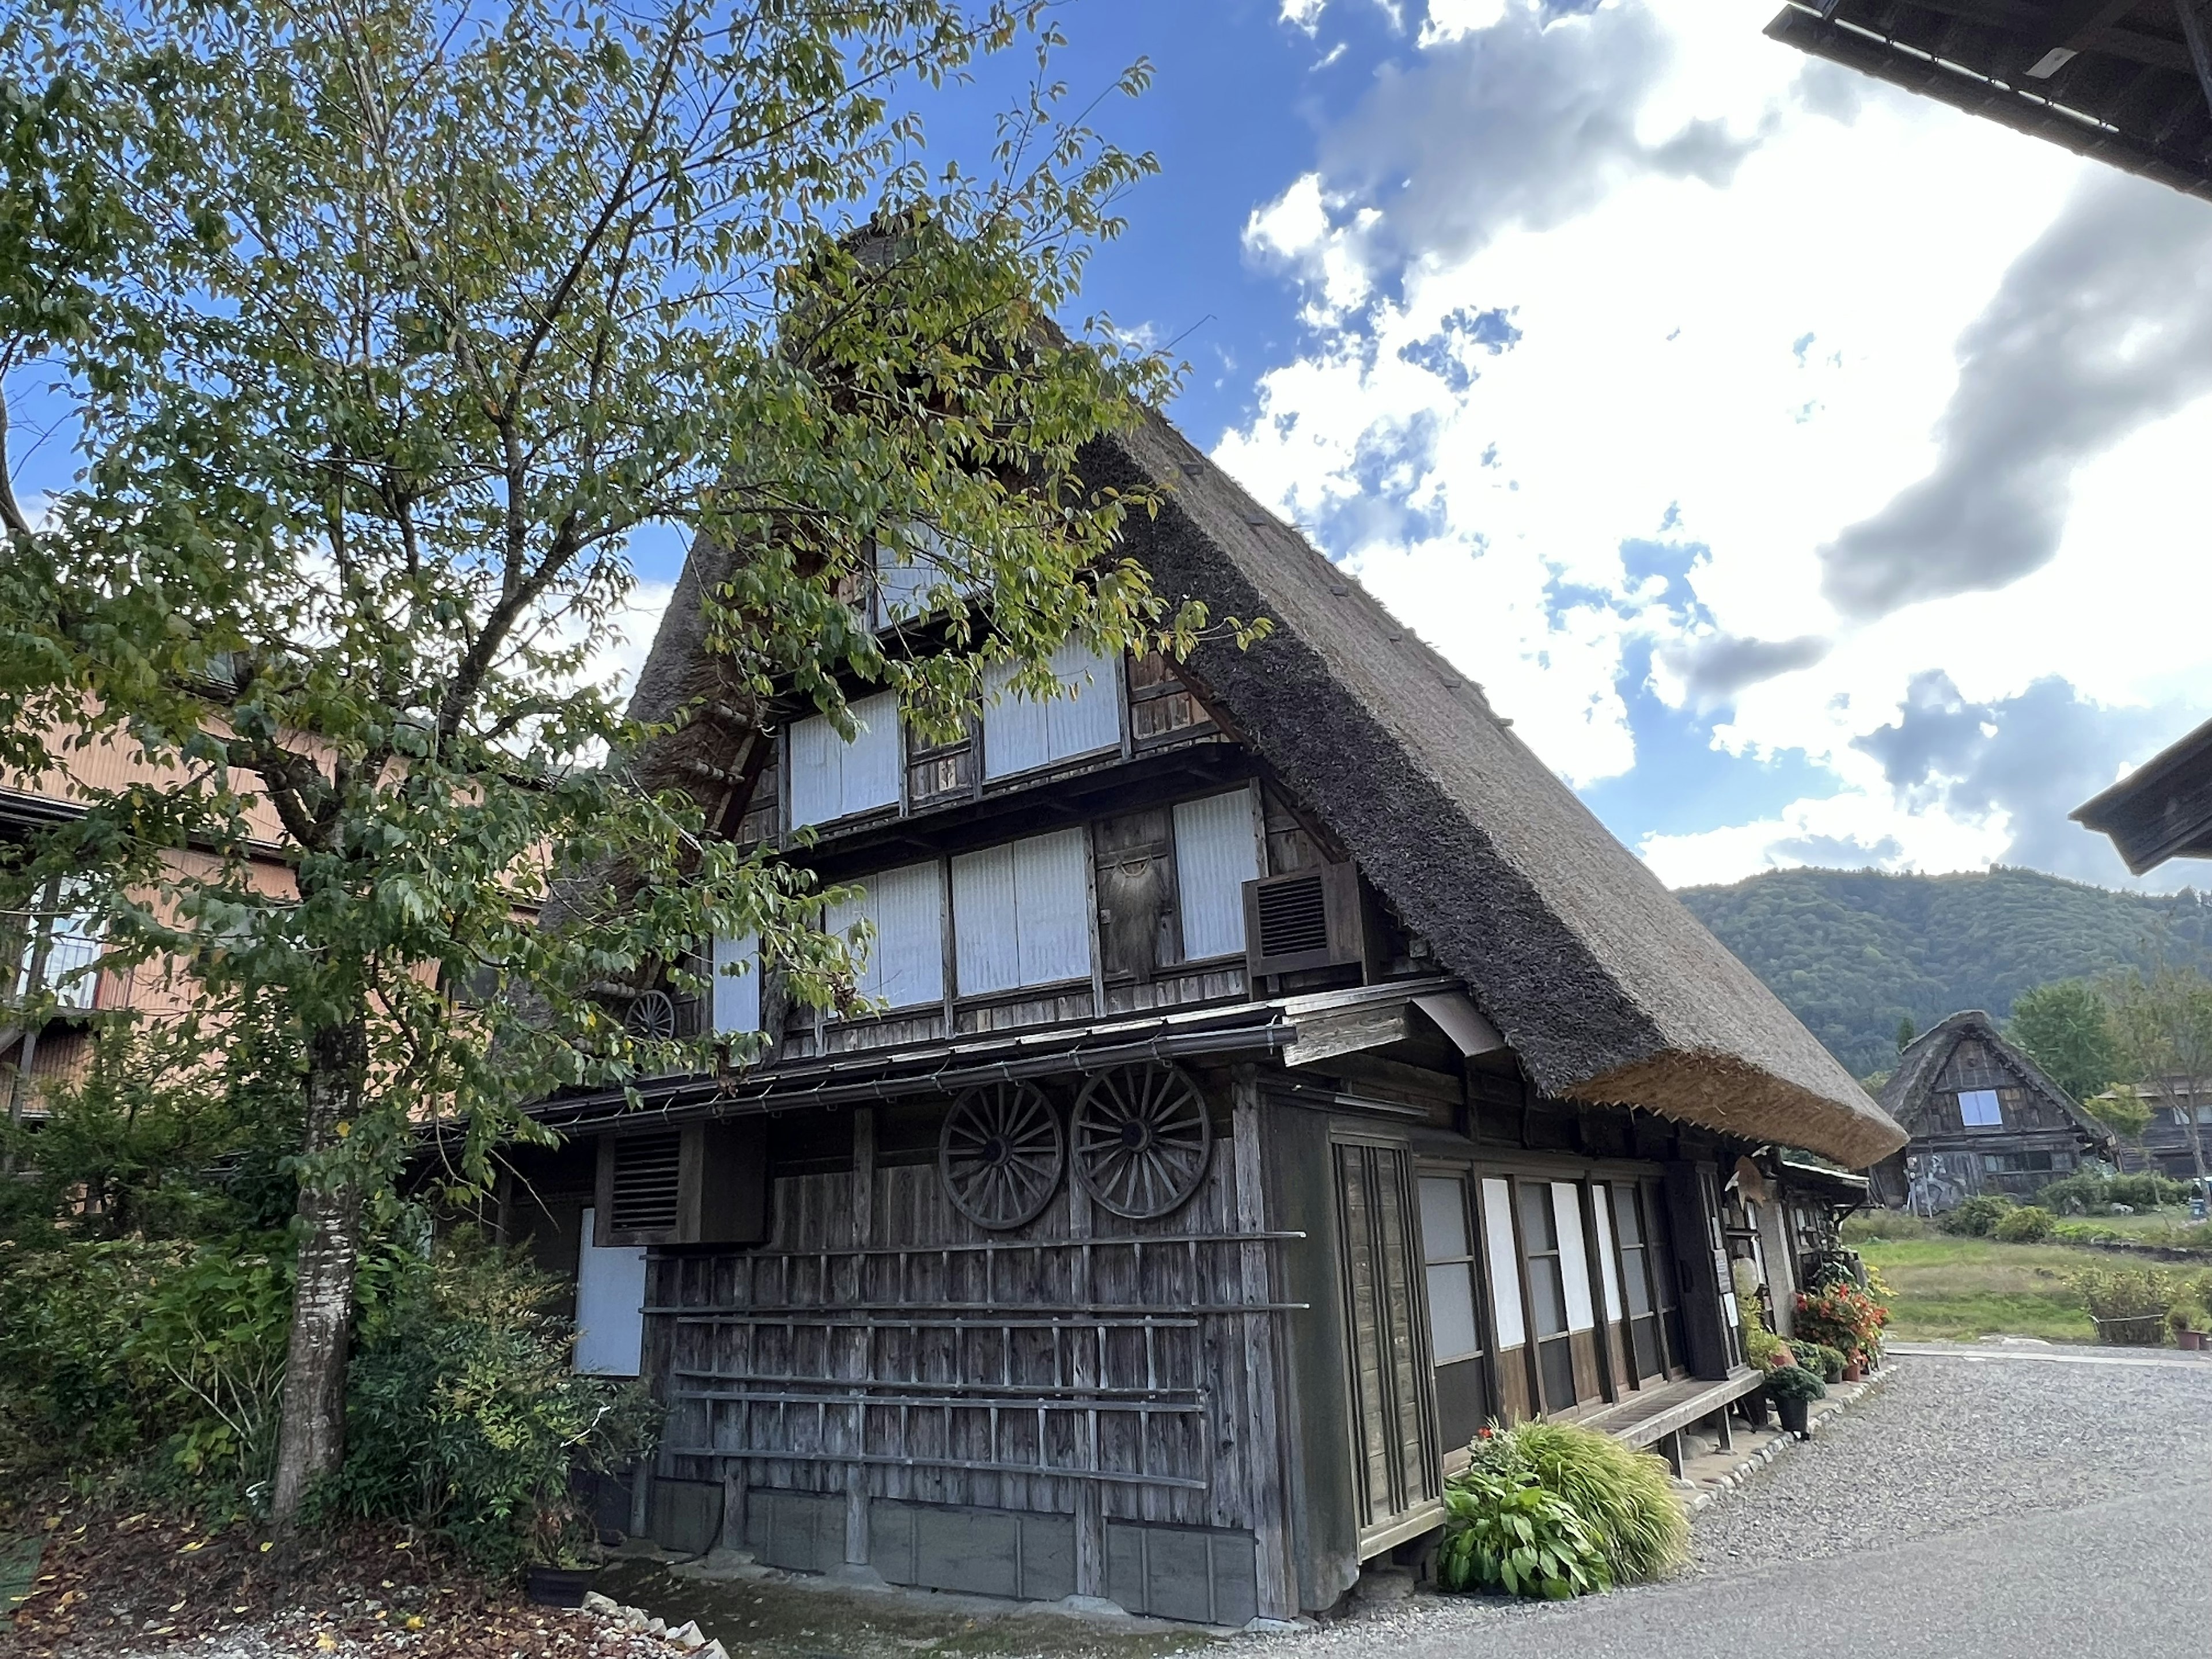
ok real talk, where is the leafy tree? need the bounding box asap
[2081,1082,2152,1145]
[0,0,1233,1524]
[1895,1015,1916,1054]
[2106,964,2212,1184]
[0,1018,299,1243]
[2006,979,2121,1105]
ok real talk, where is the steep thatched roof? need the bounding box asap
[1085,410,1902,1169]
[1879,1009,2119,1154]
[623,407,1905,1169]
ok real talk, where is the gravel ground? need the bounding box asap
[1240,1345,2212,1659]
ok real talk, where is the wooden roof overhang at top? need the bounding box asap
[1765,0,2212,200]
[2071,713,2212,873]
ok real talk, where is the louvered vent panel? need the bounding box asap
[1256,874,1330,959]
[609,1132,683,1235]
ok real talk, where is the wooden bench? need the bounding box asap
[1578,1370,1768,1477]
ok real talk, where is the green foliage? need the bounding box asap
[0,1018,300,1244]
[2073,1267,2174,1324]
[0,0,1228,1509]
[1438,1462,1612,1601]
[1675,868,2212,1077]
[1787,1340,1848,1381]
[1744,1325,1789,1370]
[1940,1194,2017,1237]
[0,1234,290,1487]
[320,1233,658,1573]
[1794,1280,1888,1363]
[2034,1173,2194,1214]
[2007,980,2121,1104]
[1994,1206,2055,1243]
[2081,1085,2153,1143]
[1501,1420,1688,1585]
[1762,1362,1827,1403]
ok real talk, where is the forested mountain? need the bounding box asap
[1675,867,2212,1078]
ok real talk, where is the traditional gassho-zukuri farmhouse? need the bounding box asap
[491,403,1906,1623]
[1872,1011,2118,1215]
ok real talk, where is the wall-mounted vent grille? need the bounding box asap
[1255,876,1330,959]
[609,1132,683,1235]
[1243,863,1364,978]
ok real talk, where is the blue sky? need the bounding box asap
[14,0,2211,893]
[877,0,2212,895]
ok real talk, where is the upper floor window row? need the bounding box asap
[709,787,1263,1029]
[785,636,1131,832]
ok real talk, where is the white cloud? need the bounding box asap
[1211,0,2212,886]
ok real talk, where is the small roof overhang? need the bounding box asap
[2073,714,2212,874]
[1765,1,2212,203]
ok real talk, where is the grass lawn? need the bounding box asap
[1861,1237,2104,1343]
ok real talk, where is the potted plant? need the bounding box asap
[525,1501,604,1607]
[2168,1300,2207,1352]
[1763,1360,1827,1438]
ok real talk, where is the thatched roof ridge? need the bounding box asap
[1089,410,1904,1168]
[1879,1010,2118,1153]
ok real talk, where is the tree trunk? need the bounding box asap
[2184,1078,2209,1187]
[269,1018,368,1527]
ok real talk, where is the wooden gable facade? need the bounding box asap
[497,411,1904,1621]
[1872,1012,2119,1213]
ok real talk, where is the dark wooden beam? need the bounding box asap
[2177,0,2212,108]
[2021,0,2149,74]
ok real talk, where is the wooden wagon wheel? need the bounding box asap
[1071,1063,1213,1220]
[938,1081,1065,1230]
[623,989,678,1043]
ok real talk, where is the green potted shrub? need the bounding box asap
[2167,1296,2207,1352]
[1763,1359,1827,1438]
[2075,1266,2174,1347]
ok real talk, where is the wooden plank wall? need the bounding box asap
[649,1091,1290,1555]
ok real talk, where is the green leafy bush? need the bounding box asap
[320,1233,658,1573]
[1438,1463,1611,1601]
[1744,1325,1789,1370]
[2073,1267,2173,1331]
[1786,1340,1847,1381]
[1940,1195,2017,1236]
[1994,1206,2055,1243]
[2051,1221,2124,1246]
[2035,1173,2194,1215]
[0,1235,290,1487]
[1505,1420,1688,1585]
[1763,1363,1827,1403]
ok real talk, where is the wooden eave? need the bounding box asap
[2071,713,2212,874]
[1766,0,2212,202]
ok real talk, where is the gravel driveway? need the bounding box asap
[1248,1343,2212,1659]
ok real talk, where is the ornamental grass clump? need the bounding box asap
[1438,1420,1687,1599]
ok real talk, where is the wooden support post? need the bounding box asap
[1233,1067,1294,1622]
[719,1459,749,1555]
[847,1108,876,1567]
[1711,1406,1733,1453]
[629,1460,652,1539]
[1661,1430,1684,1479]
[1069,1175,1107,1600]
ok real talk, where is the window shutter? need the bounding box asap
[981,637,1120,779]
[789,692,902,827]
[711,932,759,1035]
[1482,1177,1525,1349]
[573,1205,647,1376]
[1045,636,1120,759]
[1592,1181,1624,1320]
[953,829,1093,995]
[1172,790,1260,960]
[1553,1183,1597,1334]
[952,844,1021,996]
[828,862,944,1009]
[1012,828,1092,986]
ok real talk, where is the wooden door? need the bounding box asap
[1333,1141,1440,1540]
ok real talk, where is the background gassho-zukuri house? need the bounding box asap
[1871,1010,2119,1214]
[491,404,1908,1622]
